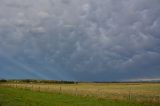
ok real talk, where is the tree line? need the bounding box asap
[0,79,78,84]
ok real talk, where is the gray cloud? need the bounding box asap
[0,0,160,81]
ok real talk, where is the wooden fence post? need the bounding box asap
[39,86,40,92]
[31,85,33,91]
[59,86,61,94]
[75,88,78,96]
[48,86,49,91]
[128,88,132,101]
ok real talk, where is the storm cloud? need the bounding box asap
[0,0,160,81]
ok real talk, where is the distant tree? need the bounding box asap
[0,79,7,83]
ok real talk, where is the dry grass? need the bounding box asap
[2,82,160,104]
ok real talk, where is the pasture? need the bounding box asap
[0,82,160,106]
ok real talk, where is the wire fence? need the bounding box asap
[1,83,160,105]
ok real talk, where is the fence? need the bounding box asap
[1,83,160,104]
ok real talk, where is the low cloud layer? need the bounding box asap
[0,0,160,81]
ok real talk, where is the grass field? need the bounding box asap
[0,83,160,106]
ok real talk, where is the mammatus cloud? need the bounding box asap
[0,0,160,81]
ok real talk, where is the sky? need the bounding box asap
[0,0,160,81]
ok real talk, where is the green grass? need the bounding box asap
[0,86,159,106]
[3,83,160,103]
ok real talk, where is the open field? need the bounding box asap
[0,82,160,106]
[0,86,155,106]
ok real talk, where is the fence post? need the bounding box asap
[97,89,100,97]
[48,86,49,91]
[59,86,61,94]
[75,88,78,96]
[25,85,27,90]
[128,88,132,101]
[31,85,33,91]
[158,95,160,103]
[38,86,40,92]
[24,85,26,90]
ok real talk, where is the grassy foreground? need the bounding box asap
[0,86,157,106]
[3,83,160,104]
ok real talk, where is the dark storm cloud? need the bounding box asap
[0,0,160,81]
